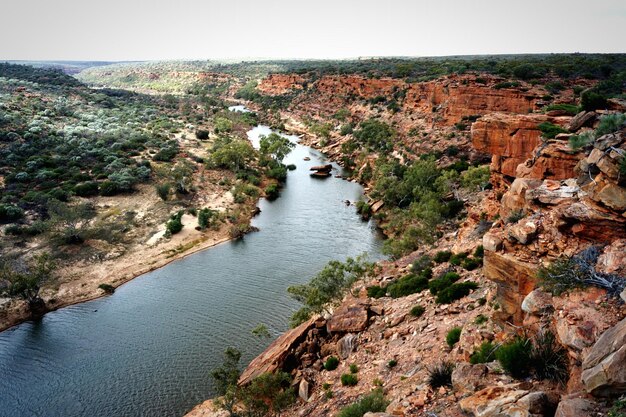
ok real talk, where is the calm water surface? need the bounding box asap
[0,124,384,417]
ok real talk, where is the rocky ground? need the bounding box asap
[187,72,626,416]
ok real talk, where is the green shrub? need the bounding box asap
[74,181,99,197]
[569,132,594,150]
[462,257,482,271]
[341,373,358,386]
[356,200,372,220]
[474,314,488,325]
[538,122,567,139]
[324,356,339,371]
[410,305,425,317]
[353,119,395,151]
[581,90,608,111]
[155,183,170,201]
[337,389,388,417]
[98,283,115,294]
[195,129,209,140]
[531,330,569,383]
[595,113,626,137]
[446,327,462,348]
[428,361,454,388]
[496,337,532,378]
[166,211,184,235]
[433,250,452,263]
[349,364,359,373]
[544,103,579,115]
[428,272,460,295]
[473,245,484,258]
[366,285,386,299]
[99,180,120,196]
[198,208,216,230]
[411,255,433,273]
[0,204,24,222]
[436,282,479,304]
[264,183,280,200]
[470,341,498,364]
[449,252,468,266]
[387,360,398,368]
[387,271,431,298]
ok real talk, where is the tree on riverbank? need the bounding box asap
[0,253,56,317]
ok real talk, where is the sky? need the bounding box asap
[1,0,625,61]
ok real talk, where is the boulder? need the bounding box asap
[521,289,553,316]
[451,363,488,393]
[595,183,626,211]
[500,178,541,218]
[554,398,597,417]
[556,317,598,351]
[337,333,359,359]
[298,378,310,402]
[596,239,626,277]
[239,317,317,385]
[507,218,539,245]
[483,251,537,324]
[568,111,596,132]
[581,317,626,396]
[516,142,584,180]
[525,181,579,205]
[483,233,503,252]
[327,302,369,333]
[459,385,554,417]
[370,200,385,213]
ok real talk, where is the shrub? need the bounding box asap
[531,330,569,383]
[198,208,216,230]
[581,90,608,111]
[537,246,626,296]
[446,327,462,347]
[544,103,579,115]
[98,283,115,294]
[367,285,386,299]
[473,245,484,258]
[387,360,398,368]
[595,113,626,137]
[387,271,431,298]
[0,204,24,222]
[195,129,209,140]
[470,341,498,364]
[410,305,425,317]
[349,364,359,374]
[474,314,488,325]
[74,181,99,197]
[411,255,433,273]
[462,257,482,271]
[569,132,594,150]
[433,250,452,263]
[428,272,460,295]
[337,389,388,417]
[428,361,454,388]
[99,180,120,196]
[166,211,184,235]
[538,122,567,139]
[496,337,532,378]
[449,252,468,266]
[356,200,372,220]
[436,282,479,304]
[341,373,358,386]
[353,119,395,151]
[264,183,280,200]
[324,356,339,371]
[155,183,170,201]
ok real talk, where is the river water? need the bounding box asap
[0,124,384,417]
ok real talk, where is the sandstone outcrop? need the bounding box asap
[581,317,626,396]
[327,301,370,333]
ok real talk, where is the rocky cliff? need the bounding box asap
[189,73,626,417]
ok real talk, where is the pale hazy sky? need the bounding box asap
[2,0,625,61]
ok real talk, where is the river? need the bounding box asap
[0,123,384,417]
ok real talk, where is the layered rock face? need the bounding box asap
[258,73,544,130]
[479,118,626,324]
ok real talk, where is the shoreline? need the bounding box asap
[0,201,260,333]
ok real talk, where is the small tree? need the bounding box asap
[47,200,94,244]
[259,133,295,163]
[0,253,56,316]
[241,372,295,417]
[198,208,216,230]
[211,347,242,416]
